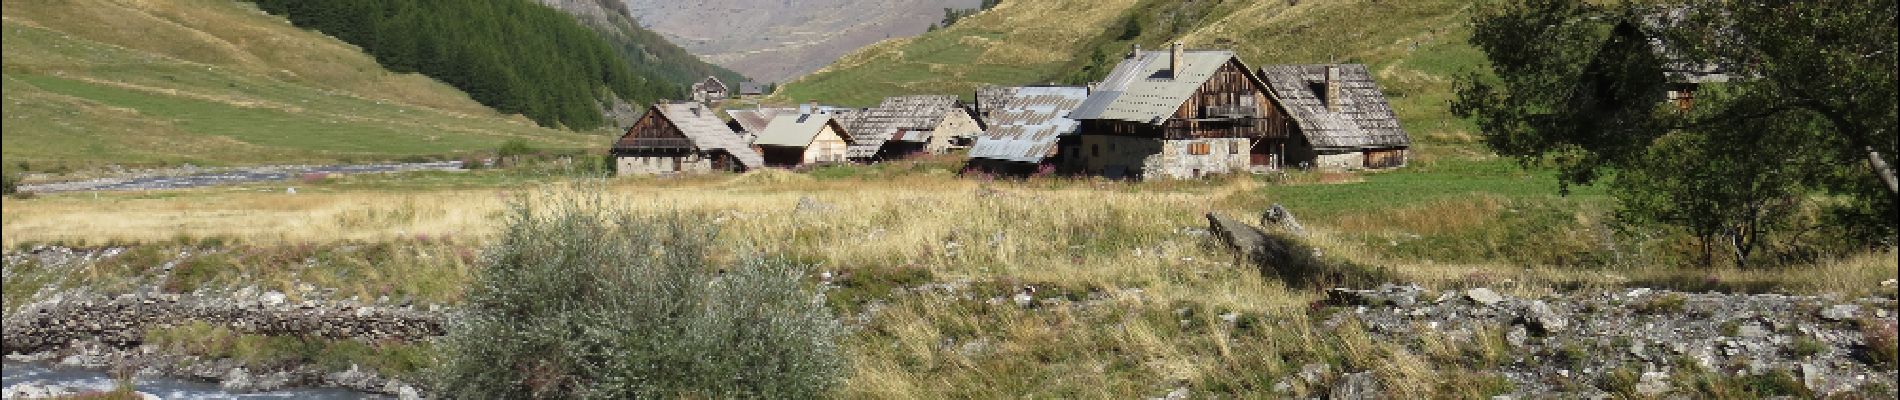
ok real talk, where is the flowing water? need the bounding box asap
[2,361,384,399]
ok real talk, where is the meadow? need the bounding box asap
[5,152,1892,397]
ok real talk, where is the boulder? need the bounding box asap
[1207,212,1326,283]
[1520,300,1568,334]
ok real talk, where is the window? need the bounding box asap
[1092,144,1101,157]
[1188,142,1210,155]
[1230,141,1241,155]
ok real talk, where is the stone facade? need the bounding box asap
[928,109,983,153]
[1313,151,1365,171]
[1073,136,1250,180]
[615,153,716,175]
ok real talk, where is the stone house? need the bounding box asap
[612,102,762,175]
[965,85,1091,175]
[1257,64,1411,170]
[1067,43,1294,179]
[752,113,853,167]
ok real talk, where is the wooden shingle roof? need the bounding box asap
[619,102,763,168]
[1257,64,1411,150]
[837,95,964,158]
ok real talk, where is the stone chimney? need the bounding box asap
[1130,44,1141,59]
[1324,65,1341,112]
[1171,41,1185,80]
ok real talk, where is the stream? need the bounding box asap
[2,361,384,399]
[16,161,465,193]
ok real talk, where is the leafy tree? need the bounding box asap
[1454,0,1898,263]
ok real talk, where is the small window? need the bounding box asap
[1229,141,1241,155]
[1092,144,1100,157]
[1188,142,1210,155]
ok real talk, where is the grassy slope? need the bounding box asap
[774,0,1480,142]
[773,0,1144,107]
[1,0,604,171]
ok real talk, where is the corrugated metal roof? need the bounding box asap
[638,102,764,168]
[753,114,843,148]
[1069,50,1238,124]
[1257,64,1410,149]
[968,86,1090,163]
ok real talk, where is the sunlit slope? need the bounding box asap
[1,0,600,170]
[777,0,1480,140]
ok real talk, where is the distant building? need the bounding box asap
[752,113,853,167]
[1257,64,1411,170]
[612,102,762,175]
[738,81,770,97]
[836,95,982,161]
[690,76,729,103]
[965,86,1091,175]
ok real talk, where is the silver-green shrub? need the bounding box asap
[430,191,844,399]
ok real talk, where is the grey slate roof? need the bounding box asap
[738,82,769,95]
[645,102,764,168]
[726,107,794,133]
[968,86,1090,163]
[1256,64,1410,150]
[753,114,844,148]
[1070,50,1242,124]
[837,95,964,158]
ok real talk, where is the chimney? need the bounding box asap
[799,100,815,115]
[1170,41,1185,80]
[1324,65,1341,112]
[1129,44,1141,59]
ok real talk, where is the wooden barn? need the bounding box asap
[837,95,982,161]
[612,102,762,175]
[752,113,853,167]
[1067,43,1294,179]
[1257,64,1411,170]
[690,76,729,103]
[966,85,1091,175]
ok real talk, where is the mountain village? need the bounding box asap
[613,42,1410,180]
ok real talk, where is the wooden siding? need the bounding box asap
[617,111,687,149]
[1078,60,1292,141]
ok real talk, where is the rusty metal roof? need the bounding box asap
[968,86,1090,163]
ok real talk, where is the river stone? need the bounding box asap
[1466,288,1505,307]
[1522,300,1568,334]
[1330,372,1384,400]
[1820,304,1859,321]
[221,367,255,392]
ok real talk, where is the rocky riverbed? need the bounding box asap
[15,161,464,193]
[1321,284,1899,398]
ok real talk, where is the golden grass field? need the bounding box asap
[4,164,1895,397]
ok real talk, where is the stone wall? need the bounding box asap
[3,289,444,354]
[616,153,715,175]
[1072,136,1251,180]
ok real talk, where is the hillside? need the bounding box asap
[0,0,601,171]
[534,0,744,93]
[627,0,982,83]
[775,0,1479,140]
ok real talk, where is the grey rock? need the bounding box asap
[1466,288,1505,307]
[1330,372,1384,400]
[1521,301,1568,334]
[1507,325,1530,348]
[794,196,834,213]
[1259,203,1307,236]
[1820,304,1859,321]
[1633,371,1671,395]
[221,367,256,392]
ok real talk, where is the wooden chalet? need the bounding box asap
[1257,64,1411,170]
[752,113,853,167]
[690,76,729,103]
[612,102,763,175]
[836,95,982,161]
[1067,43,1292,179]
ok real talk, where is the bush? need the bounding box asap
[430,190,846,399]
[2,168,19,195]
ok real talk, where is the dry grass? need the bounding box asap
[5,168,1894,397]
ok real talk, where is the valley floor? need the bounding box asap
[3,155,1895,397]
